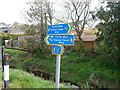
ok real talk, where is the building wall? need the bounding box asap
[71,41,95,51]
[10,28,25,35]
[0,29,10,34]
[83,41,95,49]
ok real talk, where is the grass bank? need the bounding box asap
[1,69,68,88]
[5,49,120,88]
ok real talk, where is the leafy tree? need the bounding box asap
[23,0,54,56]
[26,37,51,58]
[95,1,120,69]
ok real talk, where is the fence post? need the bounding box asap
[2,47,4,72]
[4,54,9,88]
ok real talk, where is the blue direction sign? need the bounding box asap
[45,34,74,45]
[52,45,64,55]
[47,24,72,34]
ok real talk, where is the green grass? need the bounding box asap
[5,49,120,88]
[0,70,2,89]
[1,69,68,88]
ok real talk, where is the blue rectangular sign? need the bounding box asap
[47,24,72,34]
[52,45,64,55]
[45,34,74,45]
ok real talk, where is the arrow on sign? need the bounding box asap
[52,45,64,55]
[45,34,74,45]
[47,24,72,34]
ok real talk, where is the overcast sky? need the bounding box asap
[0,0,107,25]
[0,0,31,24]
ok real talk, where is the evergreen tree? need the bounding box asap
[95,1,120,69]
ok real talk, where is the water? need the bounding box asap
[29,70,80,88]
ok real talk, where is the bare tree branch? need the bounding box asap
[61,0,92,48]
[23,0,54,35]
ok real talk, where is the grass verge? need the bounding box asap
[5,48,120,88]
[1,69,68,88]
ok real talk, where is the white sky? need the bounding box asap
[0,0,31,24]
[0,0,100,24]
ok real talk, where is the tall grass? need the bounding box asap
[9,69,68,88]
[5,49,120,88]
[0,70,2,89]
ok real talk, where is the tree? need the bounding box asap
[23,0,54,57]
[59,0,92,45]
[95,1,120,68]
[24,0,54,35]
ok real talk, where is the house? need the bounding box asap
[0,29,10,34]
[9,23,25,35]
[0,22,10,34]
[72,29,97,50]
[0,22,26,35]
[81,34,97,48]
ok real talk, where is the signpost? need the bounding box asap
[47,24,72,34]
[55,55,61,88]
[45,34,74,45]
[45,23,74,88]
[52,45,64,55]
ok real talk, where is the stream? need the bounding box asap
[26,69,81,88]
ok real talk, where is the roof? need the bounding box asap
[81,34,97,41]
[72,29,97,41]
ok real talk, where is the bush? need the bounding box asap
[25,37,51,58]
[96,45,120,70]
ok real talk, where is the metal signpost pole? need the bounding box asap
[45,24,73,89]
[56,55,61,88]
